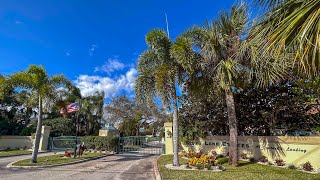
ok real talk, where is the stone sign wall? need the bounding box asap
[180,136,320,169]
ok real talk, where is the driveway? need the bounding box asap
[0,153,157,180]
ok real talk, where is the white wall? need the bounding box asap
[0,136,33,150]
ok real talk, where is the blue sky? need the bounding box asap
[0,0,238,100]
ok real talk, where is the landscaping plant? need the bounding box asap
[288,164,296,170]
[249,157,255,163]
[302,161,314,172]
[240,153,248,159]
[258,156,268,163]
[275,159,285,166]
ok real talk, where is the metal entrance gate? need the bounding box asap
[119,136,164,155]
[50,136,81,151]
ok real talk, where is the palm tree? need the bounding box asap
[135,29,183,166]
[255,0,320,76]
[172,5,249,166]
[9,65,75,163]
[171,4,289,166]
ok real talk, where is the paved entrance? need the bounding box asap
[119,136,164,155]
[0,154,157,180]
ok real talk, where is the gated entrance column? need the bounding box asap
[39,126,51,151]
[164,122,173,154]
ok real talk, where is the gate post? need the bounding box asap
[39,126,51,151]
[164,122,173,154]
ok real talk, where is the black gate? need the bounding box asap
[119,136,164,155]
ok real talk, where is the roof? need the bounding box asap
[100,124,117,131]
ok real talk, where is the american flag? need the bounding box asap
[67,102,80,113]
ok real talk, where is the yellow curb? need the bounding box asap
[154,155,162,180]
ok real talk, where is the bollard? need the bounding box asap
[74,145,77,158]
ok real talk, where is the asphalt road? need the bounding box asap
[0,153,157,180]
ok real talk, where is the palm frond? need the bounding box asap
[257,0,320,76]
[134,74,156,108]
[137,50,159,73]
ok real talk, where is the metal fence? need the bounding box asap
[50,136,81,151]
[119,136,164,155]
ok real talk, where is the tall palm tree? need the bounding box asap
[9,65,74,163]
[255,0,320,76]
[172,5,249,166]
[171,4,289,166]
[135,29,183,166]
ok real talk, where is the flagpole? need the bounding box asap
[74,112,78,158]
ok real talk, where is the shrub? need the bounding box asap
[258,156,268,163]
[249,157,255,162]
[240,153,248,159]
[302,161,314,171]
[208,149,217,157]
[288,164,296,169]
[216,154,224,158]
[196,163,204,170]
[267,161,273,166]
[81,136,118,152]
[218,165,225,171]
[275,159,285,166]
[216,157,228,165]
[205,164,212,170]
[188,154,216,167]
[184,151,196,158]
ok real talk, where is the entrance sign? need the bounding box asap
[164,123,320,169]
[181,136,320,169]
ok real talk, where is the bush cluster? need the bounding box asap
[258,155,268,163]
[302,161,314,171]
[81,136,118,151]
[275,159,285,166]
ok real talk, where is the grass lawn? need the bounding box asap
[13,152,104,166]
[158,155,320,180]
[0,149,31,157]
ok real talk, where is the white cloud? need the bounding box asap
[89,44,97,56]
[94,58,125,74]
[74,68,137,99]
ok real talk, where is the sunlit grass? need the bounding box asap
[0,149,31,157]
[13,152,104,166]
[158,155,320,180]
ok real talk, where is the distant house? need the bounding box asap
[99,124,119,136]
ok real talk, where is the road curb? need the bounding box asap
[6,153,114,169]
[154,155,162,180]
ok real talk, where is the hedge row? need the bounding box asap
[81,136,118,151]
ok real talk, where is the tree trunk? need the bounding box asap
[225,90,238,166]
[172,89,179,166]
[31,94,43,163]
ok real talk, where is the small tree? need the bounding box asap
[9,65,74,163]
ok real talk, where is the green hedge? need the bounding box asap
[81,136,118,151]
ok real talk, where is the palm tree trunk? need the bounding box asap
[225,89,238,166]
[31,94,43,163]
[172,89,179,166]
